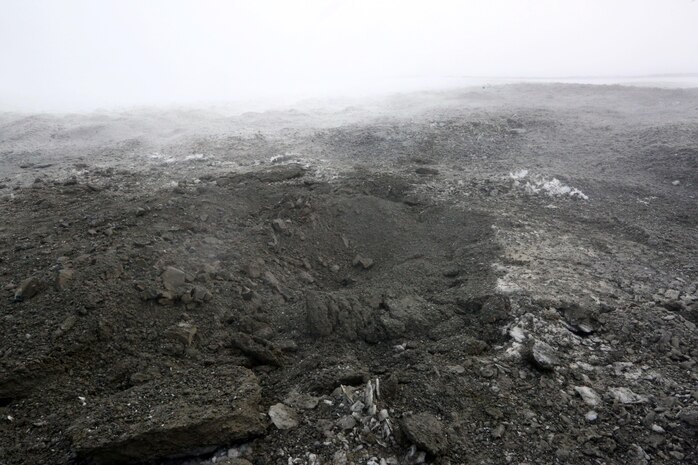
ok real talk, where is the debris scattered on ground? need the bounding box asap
[1,85,696,464]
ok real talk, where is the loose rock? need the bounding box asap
[574,386,602,407]
[161,266,186,291]
[608,387,648,404]
[268,403,298,430]
[13,276,44,301]
[283,391,320,410]
[352,255,374,270]
[528,339,559,370]
[401,412,448,455]
[71,367,263,463]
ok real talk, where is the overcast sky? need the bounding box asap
[1,0,697,112]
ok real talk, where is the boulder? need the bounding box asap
[401,412,448,455]
[71,366,264,463]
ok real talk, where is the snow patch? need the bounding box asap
[509,169,589,200]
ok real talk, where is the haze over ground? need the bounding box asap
[1,0,698,112]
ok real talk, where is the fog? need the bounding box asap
[1,0,697,112]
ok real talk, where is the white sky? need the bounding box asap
[1,0,697,112]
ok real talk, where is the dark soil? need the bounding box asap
[0,84,697,464]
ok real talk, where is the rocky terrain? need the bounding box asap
[0,84,697,464]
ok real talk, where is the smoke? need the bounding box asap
[1,0,697,112]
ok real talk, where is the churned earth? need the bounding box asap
[0,84,697,464]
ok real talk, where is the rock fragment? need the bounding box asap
[229,332,282,366]
[161,266,186,291]
[336,415,356,431]
[53,314,78,338]
[283,391,319,410]
[528,339,559,370]
[574,386,602,407]
[14,276,44,301]
[352,255,374,270]
[678,409,698,426]
[71,367,264,463]
[56,268,74,289]
[245,260,263,279]
[181,286,212,304]
[608,387,648,404]
[559,303,596,335]
[401,412,447,455]
[271,218,289,235]
[263,271,284,295]
[165,322,198,346]
[268,403,298,430]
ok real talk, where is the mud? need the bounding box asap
[0,84,697,464]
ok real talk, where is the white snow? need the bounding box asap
[509,169,589,200]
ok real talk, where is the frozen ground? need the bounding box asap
[0,83,697,464]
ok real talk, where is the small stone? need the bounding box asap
[401,412,447,455]
[245,260,263,279]
[283,391,319,410]
[678,409,698,426]
[350,400,365,412]
[275,339,298,353]
[56,268,75,289]
[165,322,198,346]
[629,444,649,465]
[53,315,78,338]
[585,410,598,422]
[671,180,680,186]
[651,424,665,433]
[492,423,506,438]
[161,267,186,291]
[298,271,315,284]
[446,365,465,374]
[268,403,298,430]
[337,415,357,430]
[664,289,680,300]
[442,267,460,277]
[191,285,212,303]
[608,387,648,404]
[574,386,601,407]
[14,276,44,301]
[263,271,283,295]
[271,218,289,235]
[332,451,348,465]
[529,340,559,370]
[352,255,374,270]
